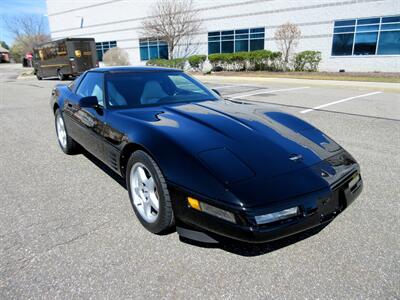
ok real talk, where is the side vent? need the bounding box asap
[109,151,118,171]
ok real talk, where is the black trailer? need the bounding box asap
[33,38,98,80]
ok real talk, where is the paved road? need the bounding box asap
[1,64,399,299]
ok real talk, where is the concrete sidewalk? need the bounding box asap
[194,74,400,93]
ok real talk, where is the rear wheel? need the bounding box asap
[36,71,42,80]
[126,150,174,234]
[55,109,79,154]
[57,70,65,81]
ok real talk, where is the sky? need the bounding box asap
[0,0,50,46]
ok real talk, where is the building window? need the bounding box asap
[139,38,168,61]
[332,34,354,56]
[208,27,265,54]
[96,41,117,61]
[332,15,400,56]
[354,32,378,55]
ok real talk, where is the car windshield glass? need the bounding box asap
[105,71,218,108]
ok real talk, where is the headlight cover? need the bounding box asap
[255,207,300,225]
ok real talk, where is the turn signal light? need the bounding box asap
[187,197,236,223]
[187,197,201,211]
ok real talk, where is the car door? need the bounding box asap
[63,71,106,160]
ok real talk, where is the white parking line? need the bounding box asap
[230,86,310,99]
[211,85,239,90]
[300,91,383,114]
[210,83,265,90]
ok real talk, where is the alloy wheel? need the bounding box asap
[56,114,67,148]
[130,163,160,223]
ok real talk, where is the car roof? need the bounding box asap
[35,37,95,48]
[93,66,183,73]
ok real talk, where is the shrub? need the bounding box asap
[103,47,130,66]
[144,49,319,73]
[188,55,207,70]
[208,53,239,71]
[294,51,322,72]
[247,50,269,70]
[208,53,226,69]
[269,51,283,71]
[230,52,248,71]
[146,59,167,67]
[146,58,185,69]
[209,50,282,71]
[249,50,283,71]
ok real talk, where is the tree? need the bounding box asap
[103,47,130,66]
[0,41,10,50]
[141,0,201,59]
[9,42,24,63]
[3,14,50,62]
[274,22,301,70]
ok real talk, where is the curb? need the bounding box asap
[17,75,36,80]
[193,74,400,93]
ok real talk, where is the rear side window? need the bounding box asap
[76,72,104,106]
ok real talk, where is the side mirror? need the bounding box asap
[212,89,221,96]
[79,96,98,108]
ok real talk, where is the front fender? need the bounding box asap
[113,117,242,207]
[128,127,242,206]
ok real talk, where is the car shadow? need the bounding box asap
[81,149,330,257]
[179,223,330,257]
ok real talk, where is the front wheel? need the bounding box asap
[126,150,175,234]
[55,109,79,154]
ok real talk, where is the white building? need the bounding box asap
[46,0,400,72]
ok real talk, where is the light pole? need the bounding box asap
[76,16,84,28]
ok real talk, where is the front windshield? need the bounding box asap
[105,71,218,108]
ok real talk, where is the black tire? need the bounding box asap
[54,109,79,155]
[57,70,65,81]
[126,150,175,234]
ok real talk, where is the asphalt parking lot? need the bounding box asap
[1,64,399,299]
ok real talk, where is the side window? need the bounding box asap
[68,74,84,92]
[67,81,75,91]
[76,72,104,106]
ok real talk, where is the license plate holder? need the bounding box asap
[319,193,341,222]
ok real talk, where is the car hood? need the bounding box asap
[118,100,342,186]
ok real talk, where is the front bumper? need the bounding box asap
[171,170,363,243]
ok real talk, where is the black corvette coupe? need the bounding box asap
[51,66,363,243]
